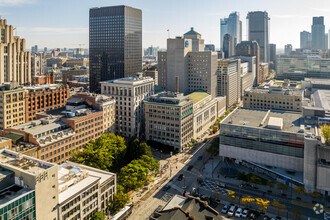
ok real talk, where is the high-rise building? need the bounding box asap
[89,6,142,93]
[157,51,167,89]
[204,44,215,52]
[183,27,204,52]
[269,43,276,70]
[247,11,270,63]
[284,44,293,55]
[223,34,234,58]
[0,17,31,85]
[220,12,242,50]
[31,53,42,76]
[325,33,329,50]
[217,59,241,108]
[31,45,38,53]
[300,31,312,49]
[312,16,325,50]
[235,41,261,84]
[100,74,155,138]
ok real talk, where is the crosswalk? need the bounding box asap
[201,179,228,194]
[161,192,175,202]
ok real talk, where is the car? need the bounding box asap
[197,156,203,160]
[227,205,237,217]
[235,208,242,217]
[217,182,226,188]
[162,185,171,191]
[187,165,193,171]
[178,174,184,181]
[242,209,249,218]
[249,213,257,220]
[221,205,230,214]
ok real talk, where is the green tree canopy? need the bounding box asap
[109,191,130,215]
[70,133,126,171]
[119,160,149,192]
[91,211,104,220]
[125,137,152,162]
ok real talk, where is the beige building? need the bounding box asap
[0,17,31,85]
[144,92,194,152]
[157,51,167,89]
[243,86,303,111]
[187,52,218,98]
[0,83,25,130]
[240,71,254,99]
[101,74,155,137]
[0,149,116,220]
[217,59,241,108]
[187,91,222,140]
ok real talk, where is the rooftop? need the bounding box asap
[245,86,303,96]
[58,161,114,204]
[222,108,315,134]
[0,149,54,175]
[145,92,192,107]
[100,74,154,86]
[0,185,34,208]
[313,89,330,111]
[24,83,64,91]
[184,27,200,36]
[187,91,210,104]
[37,106,101,121]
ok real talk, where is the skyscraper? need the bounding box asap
[0,17,31,85]
[269,43,276,70]
[220,12,242,50]
[223,33,234,58]
[235,41,261,84]
[300,31,312,49]
[284,44,292,55]
[89,5,142,93]
[311,16,325,50]
[247,11,270,63]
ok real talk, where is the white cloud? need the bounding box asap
[0,0,37,6]
[311,8,330,12]
[20,27,88,35]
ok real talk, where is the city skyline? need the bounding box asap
[2,0,330,50]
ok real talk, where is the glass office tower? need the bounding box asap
[89,5,142,93]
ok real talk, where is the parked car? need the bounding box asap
[235,208,242,217]
[221,205,230,214]
[227,205,237,217]
[249,213,257,220]
[178,174,184,181]
[217,182,226,188]
[187,165,193,171]
[242,208,249,218]
[197,156,203,160]
[162,185,171,191]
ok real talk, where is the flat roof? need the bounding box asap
[0,185,34,208]
[145,92,192,107]
[313,89,330,111]
[100,75,154,85]
[222,108,314,134]
[245,87,302,96]
[187,91,210,104]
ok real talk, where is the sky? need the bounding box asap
[1,0,330,50]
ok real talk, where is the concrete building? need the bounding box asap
[0,137,11,150]
[0,17,31,85]
[269,43,276,70]
[259,63,269,82]
[235,41,261,85]
[223,34,234,58]
[300,31,312,49]
[243,85,303,111]
[64,58,89,68]
[61,68,88,83]
[89,6,142,93]
[144,69,158,86]
[0,149,116,219]
[46,57,66,67]
[187,51,218,98]
[220,12,242,50]
[187,91,222,140]
[312,16,326,50]
[32,71,55,85]
[31,53,42,76]
[240,70,254,100]
[144,92,193,152]
[247,11,270,63]
[100,74,154,137]
[217,59,240,108]
[285,44,293,55]
[157,51,167,90]
[25,84,70,122]
[0,83,25,130]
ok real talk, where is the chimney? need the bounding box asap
[175,76,179,93]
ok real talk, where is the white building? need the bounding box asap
[101,74,155,137]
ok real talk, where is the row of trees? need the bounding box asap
[70,133,159,217]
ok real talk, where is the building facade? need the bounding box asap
[247,11,270,63]
[223,34,234,58]
[0,17,31,85]
[89,6,142,93]
[300,31,312,49]
[101,74,154,137]
[220,12,242,50]
[217,59,240,108]
[144,92,193,152]
[312,16,325,50]
[157,51,167,90]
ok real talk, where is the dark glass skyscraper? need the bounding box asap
[311,16,325,50]
[89,5,142,93]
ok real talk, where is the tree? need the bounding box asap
[125,137,152,162]
[91,211,104,220]
[137,155,159,173]
[109,191,130,215]
[292,208,302,220]
[119,160,149,192]
[294,186,306,195]
[70,133,126,171]
[255,198,270,212]
[272,199,286,215]
[227,190,236,201]
[277,182,289,192]
[321,124,330,145]
[241,196,255,208]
